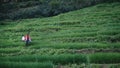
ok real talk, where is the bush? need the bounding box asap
[7,6,43,20]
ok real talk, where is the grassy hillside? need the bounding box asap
[0,2,120,68]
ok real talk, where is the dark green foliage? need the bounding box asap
[0,0,120,20]
[7,6,42,20]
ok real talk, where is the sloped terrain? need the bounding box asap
[0,2,120,68]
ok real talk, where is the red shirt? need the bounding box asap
[25,34,30,41]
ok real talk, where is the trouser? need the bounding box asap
[26,40,29,46]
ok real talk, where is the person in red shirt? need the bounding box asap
[25,32,31,46]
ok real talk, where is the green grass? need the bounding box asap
[89,53,120,63]
[0,54,87,64]
[0,53,119,65]
[0,62,53,68]
[0,2,120,68]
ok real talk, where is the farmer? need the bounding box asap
[25,32,31,46]
[22,32,31,46]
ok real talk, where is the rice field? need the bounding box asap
[0,2,120,68]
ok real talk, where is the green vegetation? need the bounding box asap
[90,53,120,63]
[0,2,120,68]
[0,0,120,20]
[0,54,87,64]
[0,62,53,68]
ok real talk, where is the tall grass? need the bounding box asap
[0,48,20,54]
[0,62,53,68]
[0,53,120,64]
[30,42,120,49]
[89,53,120,63]
[0,54,87,64]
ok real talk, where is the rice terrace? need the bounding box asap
[0,0,120,68]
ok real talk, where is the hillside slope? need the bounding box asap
[0,2,120,68]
